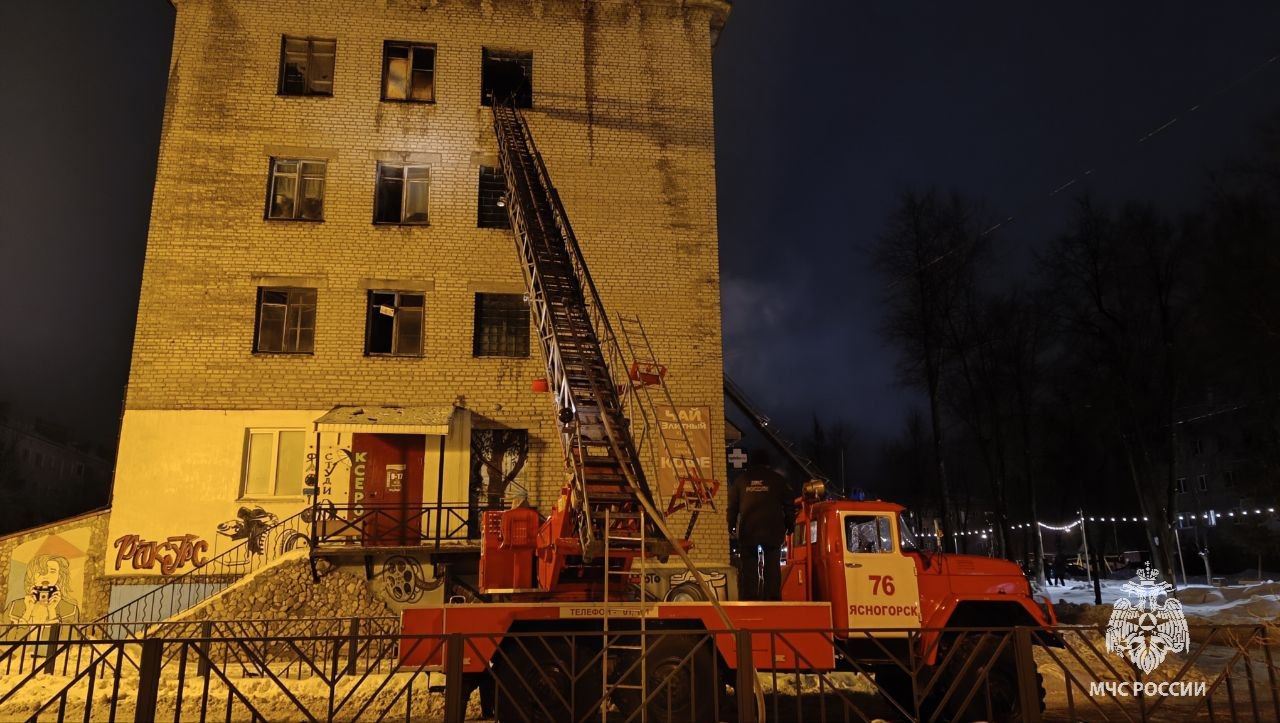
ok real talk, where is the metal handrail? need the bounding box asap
[97,508,311,632]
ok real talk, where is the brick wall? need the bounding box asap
[125,0,730,561]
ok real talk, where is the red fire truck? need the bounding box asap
[403,99,1057,721]
[404,480,1055,721]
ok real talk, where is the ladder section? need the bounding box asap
[491,100,661,562]
[616,316,718,539]
[491,96,737,633]
[600,508,649,722]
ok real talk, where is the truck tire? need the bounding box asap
[933,635,1045,722]
[493,637,602,723]
[614,633,721,722]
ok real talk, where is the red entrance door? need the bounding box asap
[351,433,424,546]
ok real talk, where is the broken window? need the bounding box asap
[242,429,306,497]
[366,291,425,356]
[278,36,336,96]
[845,514,894,554]
[1176,477,1187,494]
[382,41,435,102]
[255,288,316,354]
[477,166,510,228]
[374,163,430,224]
[481,48,532,107]
[473,293,529,357]
[1197,474,1209,492]
[267,158,326,220]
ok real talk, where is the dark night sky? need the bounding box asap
[2,2,1279,452]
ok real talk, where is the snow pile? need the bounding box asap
[1042,578,1280,626]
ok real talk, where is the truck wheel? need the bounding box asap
[934,635,1045,721]
[493,637,602,723]
[615,634,720,722]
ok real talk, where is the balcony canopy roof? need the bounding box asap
[314,405,457,435]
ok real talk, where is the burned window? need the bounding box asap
[481,48,532,107]
[1176,477,1187,494]
[473,293,529,357]
[242,429,306,497]
[382,41,435,102]
[255,288,316,354]
[366,291,425,356]
[477,166,510,228]
[278,36,336,96]
[1197,474,1209,492]
[267,158,326,220]
[374,163,430,224]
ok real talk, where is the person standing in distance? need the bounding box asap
[727,449,795,601]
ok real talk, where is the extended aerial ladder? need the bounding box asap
[491,98,727,606]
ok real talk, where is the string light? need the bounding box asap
[953,506,1277,539]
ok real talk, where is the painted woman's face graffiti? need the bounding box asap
[34,560,60,589]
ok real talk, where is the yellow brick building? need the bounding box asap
[103,0,732,604]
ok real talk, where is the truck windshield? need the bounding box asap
[898,515,920,552]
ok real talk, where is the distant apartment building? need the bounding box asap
[84,0,733,614]
[0,411,111,530]
[1174,402,1265,516]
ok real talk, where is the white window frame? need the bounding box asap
[240,428,307,499]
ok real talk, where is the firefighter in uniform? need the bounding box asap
[727,450,795,601]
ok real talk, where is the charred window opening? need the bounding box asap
[477,166,510,228]
[254,287,317,354]
[481,49,532,107]
[366,291,425,356]
[374,163,430,224]
[473,293,529,358]
[1197,474,1209,492]
[382,41,435,102]
[278,36,336,96]
[267,158,326,220]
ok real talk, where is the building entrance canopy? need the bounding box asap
[313,405,457,435]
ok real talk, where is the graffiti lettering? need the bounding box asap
[352,451,367,515]
[113,534,209,575]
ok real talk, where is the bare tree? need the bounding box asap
[470,429,530,509]
[1040,198,1195,585]
[873,190,989,543]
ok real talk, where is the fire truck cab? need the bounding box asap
[783,486,1054,637]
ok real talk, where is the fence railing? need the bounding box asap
[98,508,312,635]
[311,502,488,549]
[0,622,1275,721]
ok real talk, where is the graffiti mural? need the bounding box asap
[379,555,441,605]
[216,506,279,554]
[112,534,209,575]
[216,505,308,558]
[5,527,91,623]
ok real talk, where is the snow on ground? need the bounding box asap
[1039,578,1280,625]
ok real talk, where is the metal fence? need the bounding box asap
[99,509,312,633]
[0,622,1274,721]
[311,502,480,548]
